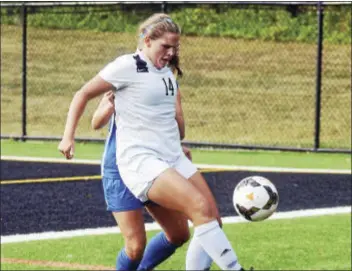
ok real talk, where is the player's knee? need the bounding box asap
[191,195,213,221]
[166,229,190,246]
[124,234,146,260]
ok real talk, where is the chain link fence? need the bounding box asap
[1,2,351,152]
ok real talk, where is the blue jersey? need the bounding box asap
[101,115,143,211]
[101,115,120,178]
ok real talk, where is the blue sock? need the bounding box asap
[116,248,141,271]
[137,232,180,270]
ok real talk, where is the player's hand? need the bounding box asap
[58,138,75,160]
[102,90,115,109]
[182,146,192,161]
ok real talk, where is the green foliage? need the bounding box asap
[171,6,351,44]
[1,5,350,44]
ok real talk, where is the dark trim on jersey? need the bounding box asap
[133,54,149,73]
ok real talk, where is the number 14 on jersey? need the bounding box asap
[162,78,175,96]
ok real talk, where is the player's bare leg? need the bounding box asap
[147,168,243,270]
[113,210,146,270]
[136,205,190,270]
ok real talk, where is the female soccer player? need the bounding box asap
[92,89,212,270]
[59,13,247,270]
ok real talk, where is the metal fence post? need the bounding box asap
[21,4,28,141]
[161,1,167,13]
[314,2,324,151]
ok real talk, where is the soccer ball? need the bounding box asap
[233,176,279,222]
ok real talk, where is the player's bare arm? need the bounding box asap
[59,75,113,159]
[175,89,191,160]
[92,90,115,130]
[175,89,185,140]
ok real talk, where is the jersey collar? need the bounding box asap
[136,49,170,74]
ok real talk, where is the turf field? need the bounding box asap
[0,140,351,270]
[1,214,351,270]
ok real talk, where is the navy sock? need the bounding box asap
[137,232,179,270]
[116,248,141,271]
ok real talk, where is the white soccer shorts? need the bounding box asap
[118,153,197,202]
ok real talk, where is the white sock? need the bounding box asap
[186,236,213,270]
[194,220,242,270]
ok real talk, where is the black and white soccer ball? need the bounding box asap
[233,176,279,222]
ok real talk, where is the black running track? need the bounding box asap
[1,160,351,236]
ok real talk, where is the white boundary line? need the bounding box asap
[1,156,102,165]
[1,206,351,244]
[196,163,351,174]
[1,155,351,174]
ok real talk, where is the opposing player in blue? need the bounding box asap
[59,13,248,270]
[92,89,212,270]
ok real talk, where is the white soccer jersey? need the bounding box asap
[99,51,182,172]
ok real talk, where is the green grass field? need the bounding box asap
[1,139,351,170]
[1,24,350,149]
[1,214,351,270]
